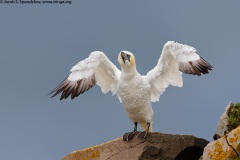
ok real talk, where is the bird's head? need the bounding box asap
[118,51,136,69]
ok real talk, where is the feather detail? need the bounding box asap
[144,41,212,102]
[49,51,121,100]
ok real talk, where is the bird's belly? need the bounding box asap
[118,82,150,107]
[117,80,153,123]
[126,102,153,123]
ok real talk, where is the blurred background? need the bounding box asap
[0,1,240,160]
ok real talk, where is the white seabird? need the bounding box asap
[50,41,212,141]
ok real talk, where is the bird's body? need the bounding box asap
[117,69,153,131]
[50,41,212,140]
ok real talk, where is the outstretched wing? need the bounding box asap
[49,51,121,100]
[144,41,212,102]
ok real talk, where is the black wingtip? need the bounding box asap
[48,76,69,99]
[200,56,213,70]
[48,90,54,96]
[49,75,96,100]
[179,56,212,76]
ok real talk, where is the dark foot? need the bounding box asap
[123,122,139,141]
[123,131,137,141]
[136,123,150,139]
[136,131,148,139]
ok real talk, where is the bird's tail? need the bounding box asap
[140,122,152,132]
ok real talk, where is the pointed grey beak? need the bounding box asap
[121,52,130,64]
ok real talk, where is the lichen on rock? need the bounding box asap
[215,102,240,140]
[204,102,240,160]
[203,126,240,160]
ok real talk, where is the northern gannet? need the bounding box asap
[49,41,212,141]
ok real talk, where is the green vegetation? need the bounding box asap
[227,102,240,132]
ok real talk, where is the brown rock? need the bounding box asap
[203,126,240,160]
[62,132,209,160]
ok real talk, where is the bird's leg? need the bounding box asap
[136,123,150,139]
[123,122,138,141]
[133,122,137,132]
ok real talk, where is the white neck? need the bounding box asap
[121,65,138,77]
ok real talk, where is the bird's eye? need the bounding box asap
[127,54,131,59]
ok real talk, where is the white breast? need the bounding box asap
[117,73,153,123]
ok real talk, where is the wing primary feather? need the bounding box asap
[50,82,68,98]
[191,61,205,74]
[49,75,96,100]
[200,56,213,70]
[48,77,68,95]
[63,82,77,99]
[178,57,212,76]
[60,84,72,100]
[190,61,201,76]
[72,74,96,98]
[198,57,213,72]
[71,80,81,99]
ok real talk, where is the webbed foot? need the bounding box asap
[123,131,137,141]
[136,131,148,139]
[123,122,138,141]
[136,123,150,139]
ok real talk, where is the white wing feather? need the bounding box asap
[144,41,212,102]
[50,51,121,100]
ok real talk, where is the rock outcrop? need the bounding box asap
[62,132,208,160]
[215,102,240,140]
[203,126,240,160]
[203,102,240,160]
[215,103,232,138]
